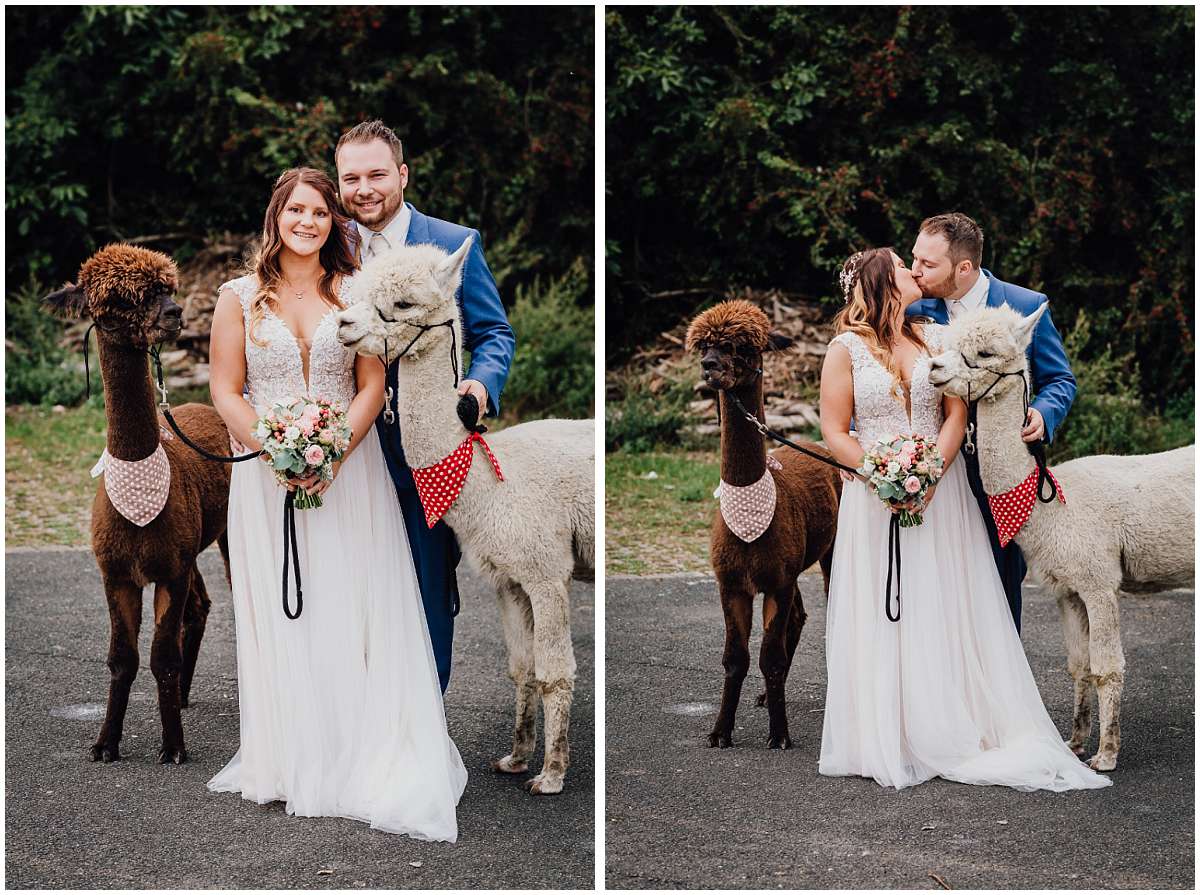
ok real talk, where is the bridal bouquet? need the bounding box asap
[859,434,944,527]
[254,397,352,509]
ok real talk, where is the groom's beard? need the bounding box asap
[350,190,402,228]
[919,276,957,300]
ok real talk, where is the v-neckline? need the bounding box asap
[265,306,336,393]
[858,335,926,427]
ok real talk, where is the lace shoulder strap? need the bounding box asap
[829,330,870,367]
[218,274,258,312]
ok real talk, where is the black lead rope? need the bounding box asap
[148,345,264,463]
[281,490,303,619]
[962,357,1057,505]
[885,515,902,622]
[724,387,861,476]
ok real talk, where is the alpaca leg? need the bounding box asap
[217,530,232,589]
[1083,592,1124,772]
[150,574,191,764]
[179,566,211,710]
[92,577,143,763]
[492,580,538,775]
[760,586,795,749]
[525,577,576,795]
[756,584,805,708]
[1056,591,1094,756]
[708,581,753,748]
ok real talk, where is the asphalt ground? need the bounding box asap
[605,573,1194,890]
[5,547,594,889]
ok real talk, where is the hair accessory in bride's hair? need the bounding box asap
[838,251,868,303]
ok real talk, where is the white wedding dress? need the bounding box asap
[207,274,468,840]
[819,326,1110,792]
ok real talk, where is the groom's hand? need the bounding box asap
[1021,407,1045,443]
[457,379,489,423]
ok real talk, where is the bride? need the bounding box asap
[207,167,467,839]
[816,247,1110,792]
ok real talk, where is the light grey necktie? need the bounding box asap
[948,298,964,321]
[367,231,390,259]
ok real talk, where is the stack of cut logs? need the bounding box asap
[62,234,256,391]
[623,287,837,437]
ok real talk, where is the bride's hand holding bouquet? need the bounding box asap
[858,434,944,527]
[254,396,353,509]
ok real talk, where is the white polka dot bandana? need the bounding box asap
[410,432,505,528]
[714,454,782,543]
[988,466,1066,547]
[90,442,172,527]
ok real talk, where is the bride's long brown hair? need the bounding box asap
[246,167,358,346]
[833,247,928,401]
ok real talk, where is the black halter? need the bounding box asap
[376,320,460,428]
[960,354,1057,504]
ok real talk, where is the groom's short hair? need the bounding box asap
[336,119,404,170]
[919,212,983,270]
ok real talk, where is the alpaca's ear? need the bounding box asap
[43,283,89,319]
[1015,302,1048,347]
[435,235,473,295]
[765,331,793,352]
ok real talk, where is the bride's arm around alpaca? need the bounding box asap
[819,341,866,470]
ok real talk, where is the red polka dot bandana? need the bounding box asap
[411,432,505,528]
[714,454,782,543]
[90,442,172,527]
[988,466,1066,547]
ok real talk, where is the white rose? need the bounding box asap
[887,460,901,476]
[284,426,301,441]
[319,429,335,444]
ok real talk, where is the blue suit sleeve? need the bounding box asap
[458,230,515,417]
[1028,300,1076,444]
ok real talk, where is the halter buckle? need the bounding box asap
[964,422,976,455]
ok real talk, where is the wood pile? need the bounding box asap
[619,287,838,436]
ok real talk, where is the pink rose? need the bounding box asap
[904,475,921,494]
[304,445,325,466]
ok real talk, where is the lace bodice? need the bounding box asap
[831,325,945,449]
[220,274,357,411]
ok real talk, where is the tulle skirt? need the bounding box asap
[207,432,468,840]
[819,459,1111,792]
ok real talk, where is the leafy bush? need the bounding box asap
[607,6,1194,410]
[6,6,593,305]
[5,279,99,406]
[501,258,594,420]
[605,369,695,453]
[1050,312,1195,463]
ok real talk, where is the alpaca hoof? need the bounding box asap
[754,691,767,707]
[525,773,564,795]
[90,743,120,763]
[1066,739,1088,758]
[492,755,529,775]
[707,731,733,748]
[157,745,188,765]
[1088,753,1117,772]
[766,733,792,750]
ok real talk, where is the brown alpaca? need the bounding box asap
[45,244,231,765]
[685,300,842,750]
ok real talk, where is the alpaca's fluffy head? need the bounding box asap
[928,303,1047,402]
[334,237,471,360]
[684,300,791,390]
[43,244,182,347]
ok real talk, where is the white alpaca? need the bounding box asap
[334,238,594,795]
[928,304,1194,771]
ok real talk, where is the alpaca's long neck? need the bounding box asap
[718,377,767,486]
[973,384,1036,495]
[97,338,161,461]
[393,327,469,470]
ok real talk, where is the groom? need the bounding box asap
[335,119,515,691]
[907,212,1076,633]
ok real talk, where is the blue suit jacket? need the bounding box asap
[906,270,1076,443]
[357,203,516,487]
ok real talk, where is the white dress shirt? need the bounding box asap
[947,270,990,320]
[356,203,412,260]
